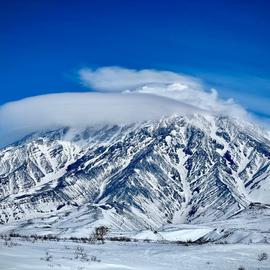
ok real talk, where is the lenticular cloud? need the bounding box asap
[0,92,200,146]
[0,66,249,146]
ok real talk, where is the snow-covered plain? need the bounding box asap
[0,239,270,270]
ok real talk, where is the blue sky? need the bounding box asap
[1,0,270,120]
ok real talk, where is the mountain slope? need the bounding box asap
[0,114,270,233]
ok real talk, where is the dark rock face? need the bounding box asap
[0,115,270,230]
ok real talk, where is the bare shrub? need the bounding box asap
[108,236,132,242]
[143,239,150,243]
[40,251,53,262]
[2,235,19,248]
[74,246,101,263]
[90,255,101,262]
[74,246,89,262]
[88,232,97,244]
[258,252,268,261]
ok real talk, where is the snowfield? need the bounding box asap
[0,239,270,270]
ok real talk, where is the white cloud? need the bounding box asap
[136,84,247,118]
[79,66,203,92]
[79,66,248,117]
[0,67,254,146]
[0,92,201,146]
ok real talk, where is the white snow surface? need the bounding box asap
[134,226,212,242]
[0,239,270,270]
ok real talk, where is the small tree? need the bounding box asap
[94,226,109,244]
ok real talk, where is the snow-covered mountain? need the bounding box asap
[0,113,270,234]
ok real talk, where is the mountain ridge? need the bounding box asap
[0,114,270,235]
